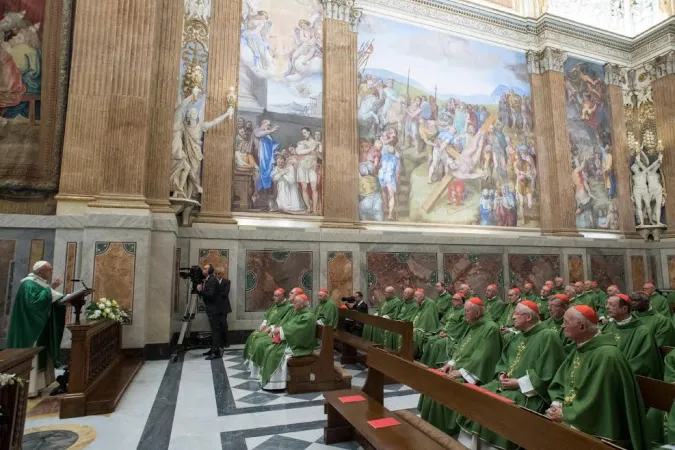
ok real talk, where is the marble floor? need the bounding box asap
[23,345,420,449]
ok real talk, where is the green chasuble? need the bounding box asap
[435,291,452,319]
[497,302,517,328]
[646,350,675,447]
[553,286,564,295]
[522,292,537,302]
[668,292,675,309]
[634,309,675,347]
[457,323,566,450]
[601,317,664,379]
[420,305,468,368]
[536,295,550,320]
[651,292,672,318]
[7,274,65,370]
[484,296,506,323]
[384,299,419,351]
[411,298,441,358]
[314,298,338,327]
[571,292,596,309]
[594,290,608,308]
[260,307,317,386]
[361,296,402,344]
[418,317,502,435]
[244,300,293,361]
[547,333,649,450]
[542,317,575,354]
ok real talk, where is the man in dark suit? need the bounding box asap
[196,264,224,360]
[214,266,232,349]
[346,291,369,336]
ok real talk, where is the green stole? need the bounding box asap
[497,301,517,328]
[244,300,292,360]
[634,309,675,347]
[260,307,317,386]
[548,333,649,450]
[435,291,452,318]
[384,299,419,351]
[457,323,566,450]
[601,317,664,378]
[314,298,338,327]
[362,296,402,344]
[411,298,441,358]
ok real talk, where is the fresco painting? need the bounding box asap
[356,14,538,227]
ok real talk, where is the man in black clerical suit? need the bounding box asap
[215,266,232,349]
[346,291,369,335]
[196,264,224,360]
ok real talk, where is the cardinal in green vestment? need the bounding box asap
[543,294,575,354]
[457,300,566,450]
[646,349,675,447]
[592,281,608,307]
[483,284,506,323]
[314,289,338,327]
[571,281,596,309]
[497,288,521,334]
[546,305,649,450]
[521,282,537,302]
[384,288,418,351]
[434,282,452,319]
[259,293,317,389]
[644,283,673,318]
[552,277,565,295]
[537,284,553,320]
[361,286,402,345]
[410,289,441,358]
[631,291,675,347]
[601,294,664,379]
[418,297,502,435]
[244,288,293,362]
[420,293,468,368]
[7,261,65,397]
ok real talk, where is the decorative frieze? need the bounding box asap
[604,63,628,87]
[323,0,363,31]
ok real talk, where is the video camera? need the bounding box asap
[341,296,357,304]
[179,265,205,293]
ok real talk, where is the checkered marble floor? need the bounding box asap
[245,428,362,450]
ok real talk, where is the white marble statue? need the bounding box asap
[645,152,665,226]
[631,158,651,227]
[170,87,234,201]
[185,0,210,22]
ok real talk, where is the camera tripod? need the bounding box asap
[171,280,202,363]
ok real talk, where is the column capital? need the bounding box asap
[526,47,567,75]
[323,0,363,32]
[603,63,628,87]
[650,50,675,80]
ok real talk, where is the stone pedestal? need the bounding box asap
[527,48,580,236]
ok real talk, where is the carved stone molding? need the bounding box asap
[323,0,363,31]
[604,63,628,87]
[527,47,567,74]
[652,50,675,79]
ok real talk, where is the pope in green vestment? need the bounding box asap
[457,311,566,450]
[434,285,452,319]
[259,295,317,389]
[410,291,441,358]
[420,294,468,368]
[244,289,293,362]
[547,327,649,450]
[646,349,675,447]
[314,290,338,327]
[419,298,502,435]
[602,294,664,379]
[361,291,402,344]
[7,263,65,397]
[384,288,418,351]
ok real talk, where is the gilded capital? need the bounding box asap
[603,63,627,87]
[526,47,567,74]
[323,0,363,32]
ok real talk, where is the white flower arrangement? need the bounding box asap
[0,372,23,416]
[84,298,130,324]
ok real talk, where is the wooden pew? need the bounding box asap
[324,347,616,450]
[335,309,413,365]
[0,348,41,450]
[637,375,675,412]
[287,325,352,394]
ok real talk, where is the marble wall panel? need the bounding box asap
[668,256,675,289]
[443,253,504,298]
[173,247,181,313]
[651,254,660,286]
[327,251,353,301]
[199,249,229,274]
[64,242,77,325]
[0,240,16,339]
[93,242,137,322]
[568,254,585,283]
[245,251,313,312]
[367,252,437,305]
[589,255,626,292]
[631,255,645,291]
[508,254,561,290]
[28,239,45,270]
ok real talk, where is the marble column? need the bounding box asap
[527,48,580,236]
[145,0,184,214]
[194,0,241,225]
[652,51,675,229]
[321,2,362,228]
[604,64,636,236]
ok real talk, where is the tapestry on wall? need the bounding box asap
[232,0,324,216]
[356,14,538,227]
[563,57,618,230]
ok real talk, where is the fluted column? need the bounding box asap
[145,0,184,213]
[604,64,636,236]
[194,0,241,224]
[652,51,675,229]
[321,2,361,228]
[527,48,580,236]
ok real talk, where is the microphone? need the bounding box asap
[71,279,91,290]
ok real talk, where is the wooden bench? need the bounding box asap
[324,347,617,450]
[637,375,675,412]
[335,309,413,365]
[287,325,352,395]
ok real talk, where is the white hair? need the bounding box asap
[516,303,540,323]
[568,308,598,333]
[466,302,485,316]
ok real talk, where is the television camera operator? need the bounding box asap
[342,291,368,335]
[196,264,230,360]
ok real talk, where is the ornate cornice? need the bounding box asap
[324,0,364,32]
[527,47,567,74]
[652,50,675,79]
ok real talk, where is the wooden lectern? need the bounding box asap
[60,287,94,324]
[0,348,42,450]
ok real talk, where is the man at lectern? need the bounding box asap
[7,260,65,398]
